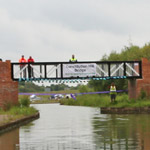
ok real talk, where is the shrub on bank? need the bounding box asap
[60,94,150,108]
[19,96,30,107]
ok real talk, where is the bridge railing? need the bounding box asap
[11,61,142,81]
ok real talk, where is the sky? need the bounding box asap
[0,0,150,63]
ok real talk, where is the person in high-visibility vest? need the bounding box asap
[110,82,117,102]
[69,54,77,62]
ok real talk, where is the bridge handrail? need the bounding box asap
[11,60,142,65]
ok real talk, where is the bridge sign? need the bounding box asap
[63,63,96,78]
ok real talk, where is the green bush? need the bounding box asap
[79,85,90,93]
[139,89,147,100]
[19,96,30,107]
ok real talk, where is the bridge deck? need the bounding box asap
[11,61,142,81]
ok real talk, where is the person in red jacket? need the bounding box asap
[28,56,34,63]
[28,56,34,78]
[19,55,27,78]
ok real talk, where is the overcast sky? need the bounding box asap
[0,0,150,62]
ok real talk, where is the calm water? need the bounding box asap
[1,104,150,150]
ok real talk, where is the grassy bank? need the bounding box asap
[0,96,38,126]
[19,89,79,104]
[31,99,59,104]
[60,94,150,108]
[0,106,38,126]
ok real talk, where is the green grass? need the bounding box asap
[0,106,38,116]
[0,106,38,125]
[31,99,59,104]
[19,90,79,103]
[60,94,150,108]
[9,106,38,115]
[0,95,38,125]
[60,94,110,107]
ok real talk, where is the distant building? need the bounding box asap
[45,87,51,92]
[64,87,70,91]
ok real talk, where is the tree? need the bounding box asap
[19,82,45,92]
[88,42,150,92]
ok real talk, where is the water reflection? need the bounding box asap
[92,114,150,150]
[19,104,97,150]
[0,129,19,150]
[1,104,150,150]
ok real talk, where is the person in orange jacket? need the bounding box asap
[28,56,34,78]
[19,55,27,78]
[19,55,27,63]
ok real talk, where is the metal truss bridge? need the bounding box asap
[11,60,142,82]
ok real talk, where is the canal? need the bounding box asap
[0,103,150,150]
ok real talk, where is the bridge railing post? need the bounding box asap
[44,64,47,79]
[28,63,31,78]
[61,63,63,79]
[123,62,126,76]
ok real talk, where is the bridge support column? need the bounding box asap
[0,60,18,109]
[128,79,137,99]
[128,58,150,99]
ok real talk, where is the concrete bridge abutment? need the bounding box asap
[0,60,18,109]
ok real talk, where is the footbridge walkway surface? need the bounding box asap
[11,60,142,81]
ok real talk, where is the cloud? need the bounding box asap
[0,0,150,62]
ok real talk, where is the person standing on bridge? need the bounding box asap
[28,56,35,78]
[110,82,117,103]
[19,55,27,78]
[69,54,77,62]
